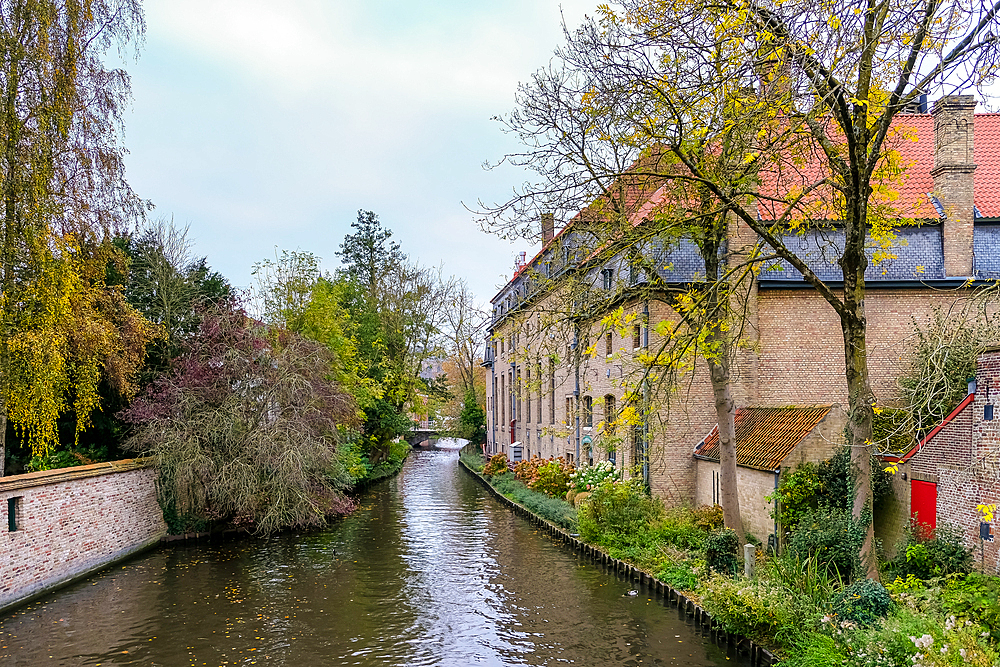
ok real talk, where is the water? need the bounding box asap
[0,446,743,666]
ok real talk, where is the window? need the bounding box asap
[583,396,593,428]
[493,378,498,426]
[566,397,573,425]
[629,261,639,285]
[526,366,531,423]
[7,497,21,532]
[549,359,556,424]
[537,361,543,423]
[500,374,506,424]
[601,268,613,290]
[604,394,617,430]
[632,323,641,350]
[632,426,645,469]
[515,369,521,422]
[605,331,613,357]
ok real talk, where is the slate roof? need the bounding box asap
[694,405,833,472]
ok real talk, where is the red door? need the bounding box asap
[911,479,937,535]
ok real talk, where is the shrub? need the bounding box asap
[655,560,700,591]
[698,573,801,645]
[786,506,864,581]
[569,460,619,492]
[888,520,973,580]
[513,455,543,483]
[482,452,509,477]
[705,528,741,576]
[529,458,574,497]
[691,504,724,531]
[830,578,894,626]
[941,573,1000,642]
[576,478,663,543]
[838,607,999,667]
[770,462,823,531]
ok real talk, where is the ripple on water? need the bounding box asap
[0,447,744,667]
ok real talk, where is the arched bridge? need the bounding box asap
[406,428,440,447]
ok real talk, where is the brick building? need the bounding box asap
[483,95,1000,543]
[882,347,1000,573]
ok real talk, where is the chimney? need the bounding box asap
[932,95,977,277]
[541,212,554,244]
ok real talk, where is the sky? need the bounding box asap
[117,0,599,306]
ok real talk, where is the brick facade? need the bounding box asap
[0,460,166,613]
[897,348,1000,572]
[484,94,995,537]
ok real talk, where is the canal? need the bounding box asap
[0,446,743,666]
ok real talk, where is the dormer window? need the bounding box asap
[601,268,613,290]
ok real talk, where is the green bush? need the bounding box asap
[691,504,724,531]
[698,573,802,646]
[942,573,1000,642]
[705,528,740,576]
[888,521,973,580]
[529,458,574,497]
[577,478,663,543]
[786,506,864,581]
[770,462,823,530]
[834,606,999,667]
[655,560,700,591]
[830,578,893,626]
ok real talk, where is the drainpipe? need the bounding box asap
[773,470,780,554]
[642,301,650,491]
[573,326,581,466]
[490,350,495,453]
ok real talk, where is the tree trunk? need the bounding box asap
[0,403,5,477]
[842,307,878,580]
[709,350,743,540]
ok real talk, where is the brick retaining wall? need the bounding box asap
[0,459,166,615]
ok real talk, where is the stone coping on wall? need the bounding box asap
[0,458,150,493]
[458,458,778,667]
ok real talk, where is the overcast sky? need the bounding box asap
[118,0,598,306]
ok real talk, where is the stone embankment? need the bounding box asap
[459,458,778,667]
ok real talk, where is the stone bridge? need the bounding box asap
[405,428,440,447]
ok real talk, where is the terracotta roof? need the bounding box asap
[756,114,1000,220]
[694,405,833,471]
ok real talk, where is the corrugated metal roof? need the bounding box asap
[694,406,833,472]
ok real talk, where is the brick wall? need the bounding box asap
[0,460,166,613]
[758,288,973,403]
[694,459,778,542]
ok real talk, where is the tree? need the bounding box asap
[481,0,1000,579]
[337,210,406,295]
[0,0,147,474]
[120,219,231,379]
[122,302,359,534]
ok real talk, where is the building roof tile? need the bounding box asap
[694,405,833,471]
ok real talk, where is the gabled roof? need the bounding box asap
[882,392,976,464]
[694,405,834,471]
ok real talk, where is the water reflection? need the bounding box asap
[0,447,742,666]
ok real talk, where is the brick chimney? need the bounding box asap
[541,212,555,244]
[932,95,977,277]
